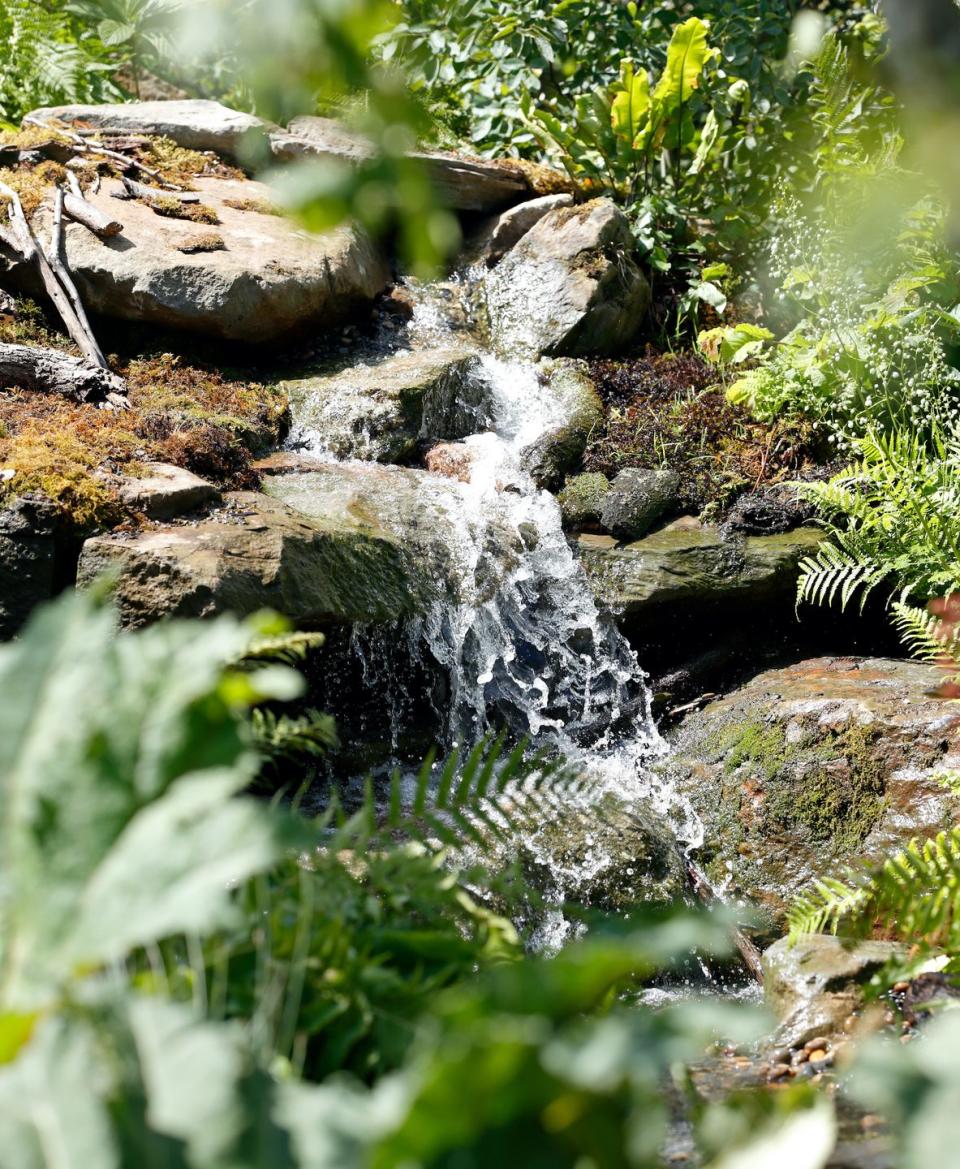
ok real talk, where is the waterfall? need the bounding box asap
[284,275,703,945]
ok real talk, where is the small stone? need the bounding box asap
[600,467,680,542]
[803,1037,831,1053]
[807,1050,831,1065]
[425,442,476,483]
[767,1063,792,1081]
[893,981,910,993]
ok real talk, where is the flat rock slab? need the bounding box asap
[28,99,269,159]
[18,174,388,343]
[284,347,485,463]
[28,101,565,215]
[658,656,960,933]
[119,461,220,520]
[77,488,438,628]
[483,199,650,358]
[578,520,823,615]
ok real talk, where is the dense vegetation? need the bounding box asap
[3,1,960,1166]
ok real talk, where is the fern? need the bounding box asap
[789,828,960,959]
[249,707,338,761]
[0,0,123,124]
[891,601,960,670]
[238,629,326,667]
[797,427,960,613]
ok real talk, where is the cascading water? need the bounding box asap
[285,272,703,946]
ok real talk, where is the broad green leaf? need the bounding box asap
[97,19,136,46]
[652,17,713,114]
[699,324,773,365]
[688,107,719,175]
[693,280,727,313]
[610,60,650,148]
[0,593,290,1010]
[0,1016,118,1169]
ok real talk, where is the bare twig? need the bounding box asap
[116,175,201,204]
[685,856,765,985]
[0,179,108,370]
[22,115,176,186]
[63,170,123,238]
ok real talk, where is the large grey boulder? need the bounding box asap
[657,656,960,934]
[26,99,269,159]
[469,192,575,265]
[0,495,58,639]
[483,199,651,358]
[763,934,905,1049]
[600,467,680,541]
[12,174,388,343]
[578,520,824,618]
[77,486,439,628]
[284,347,486,463]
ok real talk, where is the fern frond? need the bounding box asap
[789,828,960,958]
[787,874,871,939]
[329,735,588,855]
[249,708,338,761]
[892,602,960,667]
[239,631,326,667]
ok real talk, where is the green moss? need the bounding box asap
[558,472,610,530]
[719,718,887,854]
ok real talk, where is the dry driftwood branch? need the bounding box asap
[63,170,122,238]
[0,180,109,370]
[22,116,174,185]
[685,856,765,985]
[116,175,201,204]
[0,341,126,407]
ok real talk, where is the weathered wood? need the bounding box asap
[685,856,765,985]
[45,186,110,371]
[0,180,108,370]
[22,116,173,185]
[0,341,126,406]
[116,175,201,204]
[63,171,122,238]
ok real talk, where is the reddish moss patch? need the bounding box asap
[582,350,815,515]
[0,302,288,526]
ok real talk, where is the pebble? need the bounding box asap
[767,1063,792,1082]
[803,1037,830,1053]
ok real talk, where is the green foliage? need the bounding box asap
[0,0,123,125]
[65,0,181,96]
[788,827,960,962]
[796,428,960,613]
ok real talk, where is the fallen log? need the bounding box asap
[0,341,126,407]
[63,171,122,238]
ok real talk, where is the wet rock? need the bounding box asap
[578,519,823,618]
[77,484,439,628]
[722,484,816,536]
[519,793,688,914]
[283,348,484,463]
[424,442,476,483]
[519,359,604,490]
[13,175,388,343]
[763,934,904,1049]
[657,656,960,932]
[118,462,220,520]
[251,451,330,476]
[600,467,680,541]
[483,199,651,358]
[278,115,541,214]
[558,472,610,530]
[27,99,270,160]
[469,192,575,265]
[0,495,57,639]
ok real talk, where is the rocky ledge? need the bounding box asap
[657,656,960,936]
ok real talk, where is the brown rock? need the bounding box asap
[119,462,220,519]
[424,442,476,483]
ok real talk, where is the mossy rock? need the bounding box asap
[558,472,610,530]
[656,657,960,936]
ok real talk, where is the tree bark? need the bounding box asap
[0,342,126,407]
